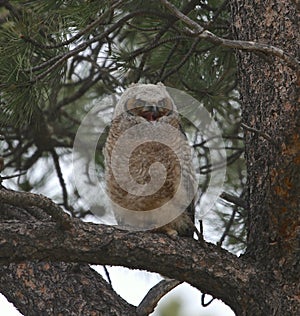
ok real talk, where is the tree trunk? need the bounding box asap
[231,0,299,314]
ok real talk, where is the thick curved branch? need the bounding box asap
[0,187,257,314]
[0,187,71,228]
[0,262,135,315]
[0,217,255,314]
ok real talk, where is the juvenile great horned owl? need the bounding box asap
[103,83,196,237]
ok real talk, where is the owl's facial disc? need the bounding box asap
[125,97,173,121]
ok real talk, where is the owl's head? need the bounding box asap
[114,83,178,122]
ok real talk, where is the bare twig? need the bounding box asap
[199,148,243,174]
[193,134,244,148]
[0,171,26,180]
[103,266,112,286]
[125,22,161,32]
[55,72,102,110]
[51,149,69,210]
[160,0,300,70]
[161,37,200,81]
[220,192,247,209]
[241,123,275,144]
[217,207,237,247]
[201,293,215,307]
[125,35,190,62]
[157,41,179,80]
[0,157,4,172]
[136,279,181,316]
[195,219,204,242]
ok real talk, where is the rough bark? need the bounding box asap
[0,197,136,315]
[231,0,300,314]
[0,191,255,315]
[0,262,135,316]
[1,184,298,315]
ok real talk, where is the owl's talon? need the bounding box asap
[166,229,178,239]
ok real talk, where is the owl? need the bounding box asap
[103,83,197,237]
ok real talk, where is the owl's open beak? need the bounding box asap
[142,105,160,121]
[128,103,171,121]
[140,105,171,122]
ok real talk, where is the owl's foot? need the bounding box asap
[165,228,178,239]
[151,226,179,239]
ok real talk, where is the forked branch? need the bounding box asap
[0,196,256,315]
[160,0,300,70]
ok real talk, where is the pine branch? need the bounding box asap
[20,0,123,50]
[160,0,300,70]
[220,192,247,209]
[137,279,182,316]
[0,219,255,314]
[161,37,200,81]
[55,72,103,110]
[0,187,71,228]
[0,187,256,315]
[241,122,276,145]
[50,149,69,211]
[0,262,135,315]
[26,10,171,81]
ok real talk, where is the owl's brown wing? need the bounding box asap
[153,121,197,238]
[179,121,198,237]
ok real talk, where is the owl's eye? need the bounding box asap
[125,98,146,112]
[157,98,173,111]
[125,97,173,121]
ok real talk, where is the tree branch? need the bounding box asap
[241,122,276,145]
[27,10,171,81]
[20,0,123,49]
[0,262,135,315]
[137,279,181,316]
[0,187,257,314]
[0,188,72,228]
[0,216,256,314]
[160,0,300,70]
[220,191,247,209]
